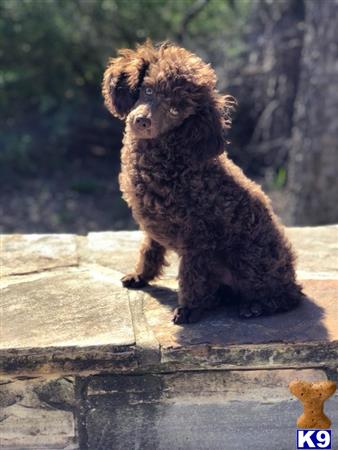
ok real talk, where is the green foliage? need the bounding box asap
[0,0,250,170]
[274,167,287,189]
[264,166,287,191]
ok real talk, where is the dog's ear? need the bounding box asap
[180,95,237,160]
[102,42,155,119]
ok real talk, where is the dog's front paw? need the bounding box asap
[121,273,147,289]
[172,306,203,324]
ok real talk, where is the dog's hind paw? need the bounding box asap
[121,273,148,289]
[239,302,263,318]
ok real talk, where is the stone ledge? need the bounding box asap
[1,368,337,450]
[81,368,338,450]
[1,226,337,375]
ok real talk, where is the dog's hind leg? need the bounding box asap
[238,278,304,318]
[121,235,167,288]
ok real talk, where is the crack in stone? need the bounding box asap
[6,263,80,277]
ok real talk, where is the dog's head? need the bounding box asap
[103,41,236,159]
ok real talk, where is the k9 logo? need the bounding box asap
[297,430,332,449]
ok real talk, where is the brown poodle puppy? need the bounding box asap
[102,41,304,324]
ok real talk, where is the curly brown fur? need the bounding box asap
[103,41,304,324]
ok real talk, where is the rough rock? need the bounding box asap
[0,377,76,449]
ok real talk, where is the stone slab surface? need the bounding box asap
[143,278,338,349]
[0,376,76,449]
[79,231,143,274]
[79,230,184,277]
[83,369,338,450]
[287,225,338,278]
[1,226,337,375]
[0,234,79,277]
[1,267,134,349]
[78,226,338,279]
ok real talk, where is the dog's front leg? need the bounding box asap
[173,252,218,324]
[121,235,167,289]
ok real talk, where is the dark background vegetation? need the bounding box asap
[1,0,337,234]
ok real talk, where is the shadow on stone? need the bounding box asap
[142,282,330,346]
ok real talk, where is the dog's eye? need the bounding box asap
[169,107,179,116]
[145,87,153,96]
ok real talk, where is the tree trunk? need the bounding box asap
[222,0,305,178]
[288,0,338,225]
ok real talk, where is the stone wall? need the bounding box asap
[1,226,337,449]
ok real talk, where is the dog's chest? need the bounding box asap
[120,145,202,245]
[124,160,192,217]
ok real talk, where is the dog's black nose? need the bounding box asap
[135,115,151,129]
